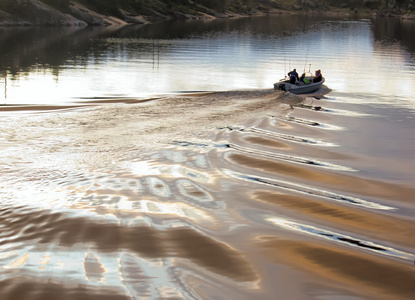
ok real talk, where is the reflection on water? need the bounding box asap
[1,15,415,108]
[1,15,415,300]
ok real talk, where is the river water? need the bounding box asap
[0,15,415,300]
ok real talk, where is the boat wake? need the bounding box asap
[0,89,414,299]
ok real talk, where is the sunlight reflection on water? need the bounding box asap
[1,16,414,111]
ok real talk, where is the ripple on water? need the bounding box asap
[223,170,395,211]
[1,85,414,300]
[260,237,415,299]
[265,216,415,263]
[0,207,258,284]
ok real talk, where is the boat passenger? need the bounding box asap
[288,69,299,84]
[313,69,322,83]
[300,73,310,84]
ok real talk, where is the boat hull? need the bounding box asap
[274,77,325,94]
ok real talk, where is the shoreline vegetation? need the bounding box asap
[0,0,414,27]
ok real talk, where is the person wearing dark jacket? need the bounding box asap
[288,69,299,84]
[313,69,322,83]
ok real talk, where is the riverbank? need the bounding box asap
[0,0,287,27]
[1,0,414,27]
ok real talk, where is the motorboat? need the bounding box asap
[274,71,325,94]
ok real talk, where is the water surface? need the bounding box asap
[0,15,415,300]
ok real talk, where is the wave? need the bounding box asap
[0,89,414,299]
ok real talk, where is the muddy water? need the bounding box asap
[1,16,415,300]
[0,88,414,300]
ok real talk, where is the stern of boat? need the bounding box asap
[274,82,287,91]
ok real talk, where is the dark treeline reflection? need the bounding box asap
[0,15,414,79]
[0,15,334,78]
[0,26,116,78]
[372,17,415,52]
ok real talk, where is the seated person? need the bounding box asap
[313,69,322,83]
[300,73,310,84]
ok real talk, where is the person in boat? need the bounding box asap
[288,69,299,84]
[300,73,310,84]
[313,69,322,83]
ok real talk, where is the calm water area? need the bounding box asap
[0,14,415,300]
